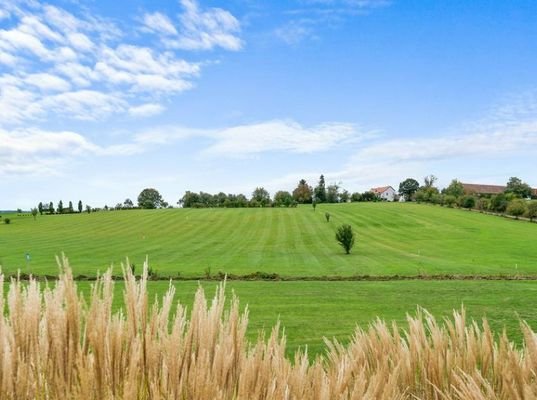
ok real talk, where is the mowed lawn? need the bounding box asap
[0,203,536,276]
[74,280,537,355]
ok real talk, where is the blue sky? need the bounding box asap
[1,0,537,209]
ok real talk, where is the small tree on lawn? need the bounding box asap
[325,212,330,222]
[78,200,83,213]
[38,202,43,215]
[31,208,38,220]
[336,224,355,255]
[507,199,527,220]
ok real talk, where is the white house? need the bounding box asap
[371,186,397,202]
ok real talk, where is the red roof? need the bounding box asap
[462,183,505,195]
[463,183,537,196]
[371,186,393,194]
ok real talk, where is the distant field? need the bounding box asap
[1,203,536,276]
[74,279,537,355]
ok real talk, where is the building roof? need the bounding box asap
[462,183,537,196]
[371,186,394,194]
[462,183,505,195]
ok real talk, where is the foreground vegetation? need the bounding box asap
[2,257,537,399]
[1,203,536,277]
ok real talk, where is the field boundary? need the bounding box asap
[9,271,537,282]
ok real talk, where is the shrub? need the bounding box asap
[527,201,537,222]
[4,218,10,224]
[490,194,508,213]
[325,212,331,222]
[461,195,475,210]
[335,224,355,254]
[507,199,527,220]
[444,195,457,208]
[476,198,490,212]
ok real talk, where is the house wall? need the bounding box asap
[381,188,396,201]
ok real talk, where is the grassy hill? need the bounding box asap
[0,202,536,276]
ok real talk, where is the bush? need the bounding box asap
[4,218,11,224]
[507,199,527,220]
[335,224,355,254]
[527,201,537,222]
[461,195,475,210]
[444,195,457,208]
[325,212,331,222]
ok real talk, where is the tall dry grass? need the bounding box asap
[0,255,536,399]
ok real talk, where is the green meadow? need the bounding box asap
[73,279,537,355]
[2,202,537,355]
[0,203,536,276]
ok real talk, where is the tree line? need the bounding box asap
[398,176,537,221]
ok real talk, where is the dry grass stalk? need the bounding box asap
[0,255,535,399]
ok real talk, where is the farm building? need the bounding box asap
[462,183,537,197]
[371,186,397,201]
[462,183,506,195]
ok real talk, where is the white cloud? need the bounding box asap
[164,0,243,51]
[275,21,315,45]
[25,73,72,92]
[0,128,98,175]
[128,103,165,117]
[204,120,364,156]
[40,90,127,120]
[142,12,178,36]
[0,1,236,126]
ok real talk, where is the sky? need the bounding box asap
[1,0,537,209]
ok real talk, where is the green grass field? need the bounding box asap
[2,203,537,355]
[72,280,537,355]
[1,203,536,276]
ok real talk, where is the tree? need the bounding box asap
[273,191,293,207]
[123,198,134,208]
[49,202,54,214]
[38,202,43,215]
[314,175,327,203]
[86,205,91,214]
[335,224,355,255]
[398,178,420,201]
[361,191,377,202]
[57,200,63,214]
[326,184,340,203]
[505,177,532,199]
[507,199,527,219]
[423,174,437,188]
[68,201,74,213]
[351,192,362,202]
[31,208,38,220]
[251,187,271,207]
[312,201,317,211]
[292,179,313,203]
[339,190,350,203]
[137,188,165,209]
[325,212,330,222]
[526,201,537,222]
[443,179,465,198]
[78,200,83,213]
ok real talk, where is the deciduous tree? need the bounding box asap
[292,179,313,203]
[398,178,420,201]
[138,188,165,209]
